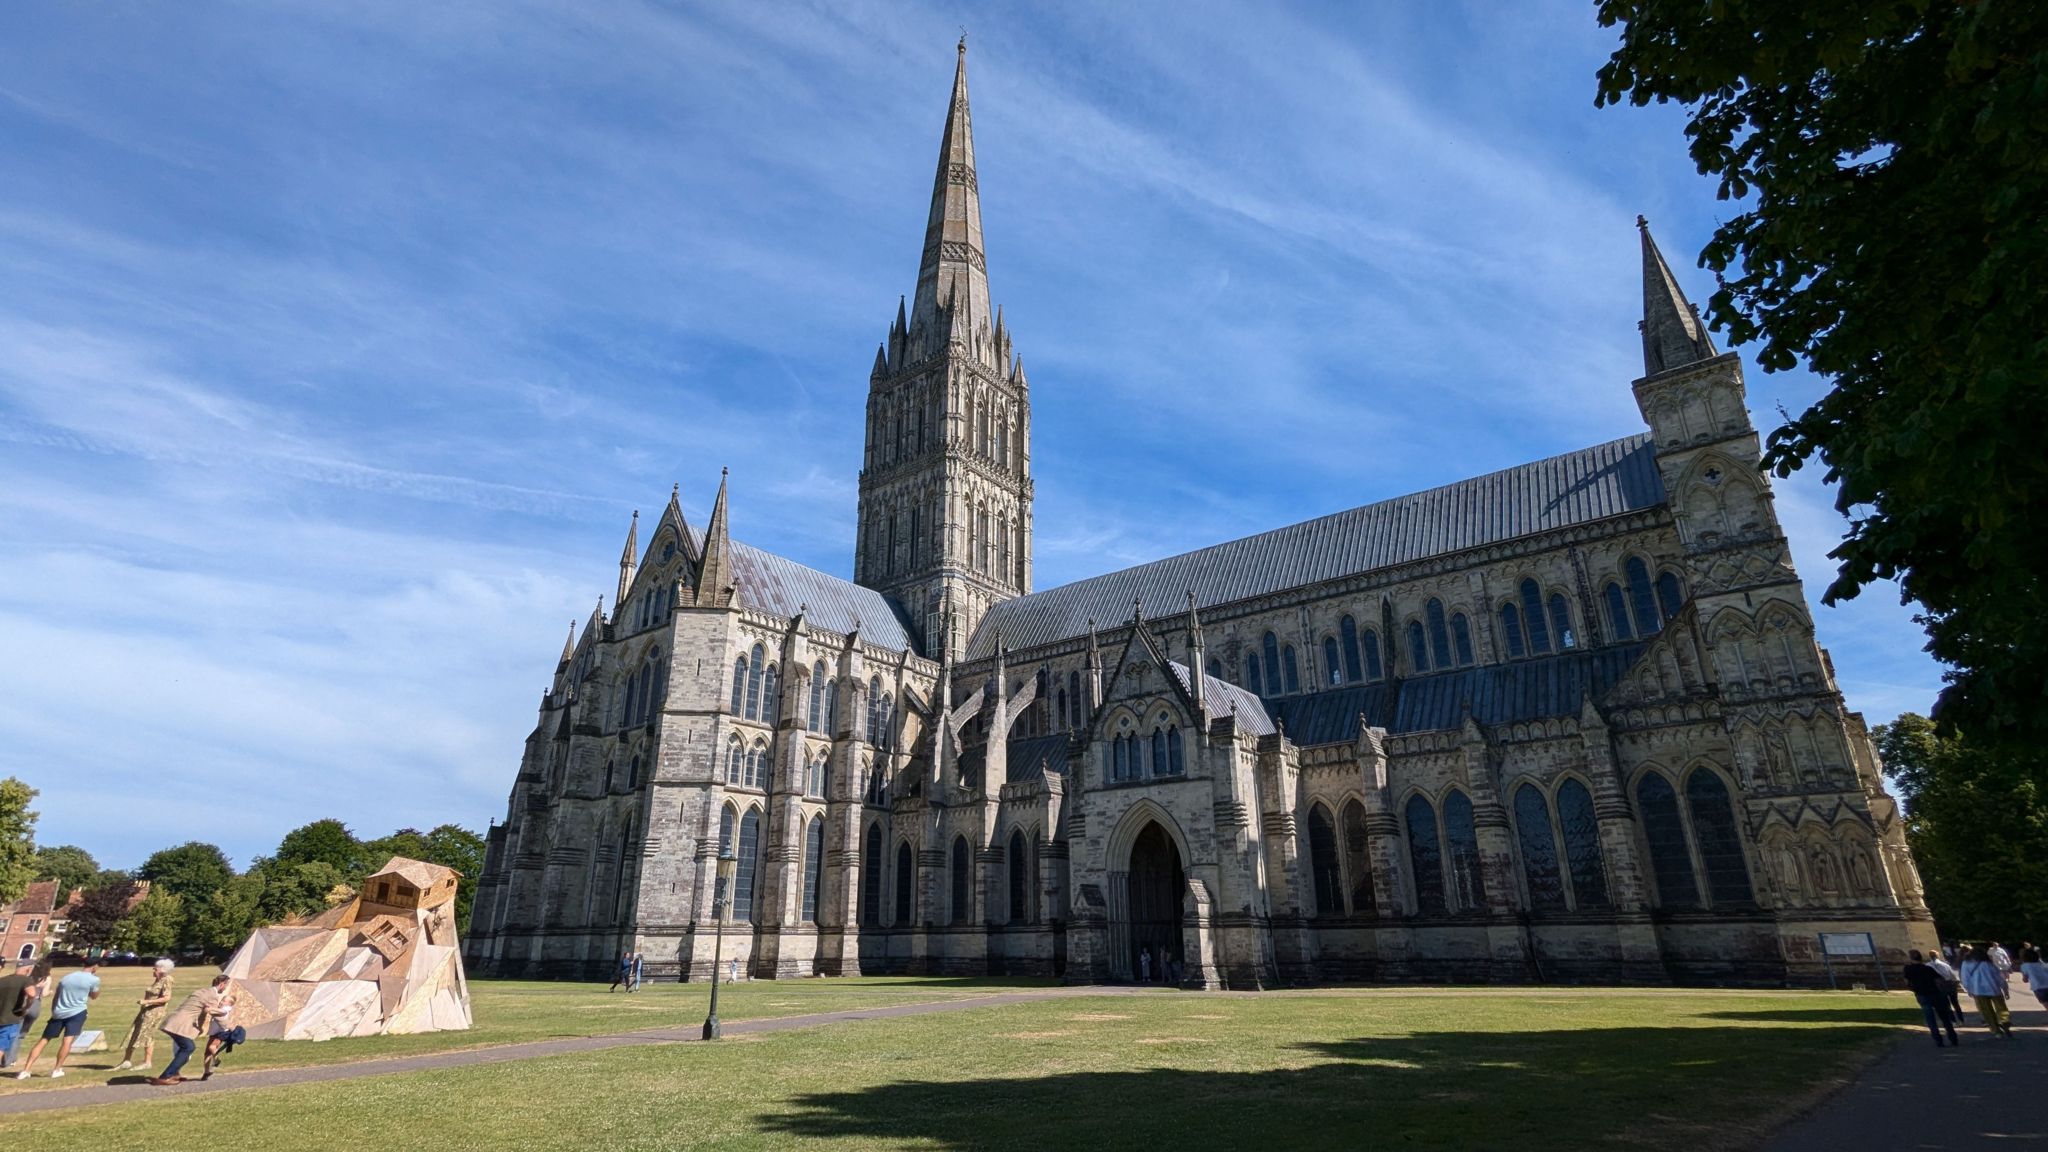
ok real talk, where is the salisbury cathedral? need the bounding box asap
[464,43,1936,988]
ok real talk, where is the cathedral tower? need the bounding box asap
[855,39,1033,659]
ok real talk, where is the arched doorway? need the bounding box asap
[1116,821,1185,983]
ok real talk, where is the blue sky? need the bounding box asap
[0,1,1942,871]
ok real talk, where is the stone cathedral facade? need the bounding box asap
[465,43,1936,988]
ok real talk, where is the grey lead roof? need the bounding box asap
[729,540,917,653]
[966,434,1665,659]
[1168,661,1275,737]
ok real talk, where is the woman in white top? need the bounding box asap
[2020,947,2048,1011]
[1960,944,2014,1038]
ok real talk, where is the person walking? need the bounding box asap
[609,949,631,993]
[1902,950,1961,1047]
[12,960,102,1079]
[629,951,644,993]
[0,960,33,1069]
[1989,941,2014,978]
[13,958,51,1050]
[149,973,231,1086]
[1927,950,1965,1020]
[115,958,175,1071]
[2019,947,2048,1012]
[1961,944,2014,1038]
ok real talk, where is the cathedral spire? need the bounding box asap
[1638,216,1718,377]
[616,509,639,609]
[694,468,735,608]
[912,36,990,337]
[558,620,577,667]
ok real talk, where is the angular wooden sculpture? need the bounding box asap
[221,857,472,1041]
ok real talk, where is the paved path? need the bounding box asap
[0,985,1143,1117]
[1762,978,2047,1151]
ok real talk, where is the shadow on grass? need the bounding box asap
[758,1024,1900,1152]
[1698,1007,1921,1026]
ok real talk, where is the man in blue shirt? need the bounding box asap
[12,961,99,1080]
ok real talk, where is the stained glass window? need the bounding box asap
[1556,779,1609,909]
[1514,784,1565,911]
[1637,774,1698,908]
[1406,795,1444,914]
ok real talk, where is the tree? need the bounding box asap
[0,778,39,904]
[33,845,100,899]
[138,842,234,905]
[1876,712,2048,940]
[188,874,263,958]
[423,824,487,933]
[252,860,347,923]
[275,819,366,875]
[1596,1,2048,753]
[65,878,140,952]
[128,885,185,957]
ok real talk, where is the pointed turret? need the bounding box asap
[1638,216,1718,376]
[558,620,577,668]
[1185,590,1207,711]
[912,37,990,338]
[616,509,639,609]
[694,468,736,608]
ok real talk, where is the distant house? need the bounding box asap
[0,882,61,963]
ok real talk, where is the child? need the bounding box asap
[199,986,240,1080]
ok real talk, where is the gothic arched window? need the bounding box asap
[1450,613,1475,666]
[1520,579,1552,655]
[809,661,827,732]
[725,736,744,785]
[801,816,823,922]
[1068,671,1082,725]
[1362,628,1384,681]
[762,663,780,725]
[748,741,768,790]
[1262,632,1283,696]
[1323,637,1342,686]
[951,836,971,924]
[1150,728,1167,777]
[1548,594,1577,650]
[733,808,761,922]
[894,841,914,926]
[1281,645,1300,693]
[1407,621,1431,673]
[1499,602,1526,659]
[1426,599,1453,668]
[1513,784,1565,911]
[1166,728,1184,775]
[1443,790,1486,911]
[1656,570,1684,621]
[1340,615,1364,683]
[1245,653,1262,693]
[1636,773,1698,908]
[1111,736,1128,782]
[1556,779,1609,909]
[1686,769,1755,907]
[745,643,766,719]
[1626,557,1663,636]
[1405,795,1444,914]
[1341,799,1374,911]
[1007,829,1030,924]
[860,823,881,926]
[1307,803,1342,916]
[1604,581,1634,642]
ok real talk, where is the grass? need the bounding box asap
[2,983,1923,1150]
[2,962,1045,1092]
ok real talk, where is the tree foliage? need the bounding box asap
[32,845,100,899]
[189,873,264,958]
[1596,0,2048,750]
[1876,712,2048,940]
[276,819,367,875]
[0,778,40,904]
[66,877,141,951]
[128,885,185,956]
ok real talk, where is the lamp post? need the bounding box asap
[703,848,737,1040]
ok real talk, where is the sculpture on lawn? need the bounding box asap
[221,856,472,1041]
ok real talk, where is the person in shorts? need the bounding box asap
[12,960,101,1079]
[0,960,34,1068]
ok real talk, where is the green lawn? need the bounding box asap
[3,963,1045,1092]
[4,986,1920,1150]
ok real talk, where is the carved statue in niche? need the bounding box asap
[1764,729,1793,788]
[1771,842,1806,904]
[1846,843,1879,897]
[1806,843,1842,895]
[1885,842,1926,906]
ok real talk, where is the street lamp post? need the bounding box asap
[703,848,737,1040]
